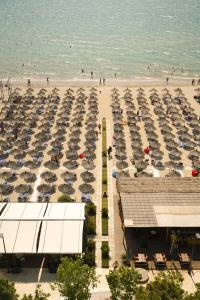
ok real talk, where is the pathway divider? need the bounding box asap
[101,118,109,268]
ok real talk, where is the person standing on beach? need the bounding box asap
[47,77,49,85]
[27,79,31,86]
[100,78,102,85]
[166,77,169,84]
[103,78,105,85]
[115,73,117,78]
[91,71,93,79]
[192,79,195,86]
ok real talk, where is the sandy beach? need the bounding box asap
[0,82,200,298]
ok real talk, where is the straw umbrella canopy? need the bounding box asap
[0,183,14,195]
[165,160,176,169]
[6,160,23,170]
[81,171,95,183]
[188,150,200,160]
[82,160,95,170]
[189,119,200,128]
[116,161,128,170]
[165,170,181,178]
[136,171,153,178]
[63,160,79,170]
[79,183,94,194]
[169,151,181,161]
[58,184,75,195]
[149,141,160,149]
[61,171,77,182]
[135,160,148,172]
[24,160,41,169]
[133,150,144,160]
[0,171,14,180]
[37,184,54,194]
[15,184,33,194]
[68,143,80,151]
[44,160,59,170]
[41,171,57,183]
[166,140,179,150]
[66,150,78,160]
[163,133,175,142]
[20,171,36,183]
[48,148,62,157]
[151,149,164,160]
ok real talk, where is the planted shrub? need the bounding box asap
[86,203,96,216]
[83,252,96,267]
[87,239,95,252]
[101,243,110,259]
[102,208,108,218]
[87,221,96,235]
[58,194,74,202]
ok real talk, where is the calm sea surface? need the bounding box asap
[0,0,199,81]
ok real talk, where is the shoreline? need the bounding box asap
[1,76,199,88]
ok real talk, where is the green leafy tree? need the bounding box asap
[21,284,50,300]
[53,257,98,300]
[135,271,185,300]
[106,266,139,300]
[184,283,200,300]
[0,278,18,300]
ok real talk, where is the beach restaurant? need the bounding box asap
[0,202,85,254]
[117,177,200,261]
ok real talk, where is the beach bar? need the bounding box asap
[117,177,200,265]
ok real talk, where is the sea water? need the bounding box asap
[0,0,199,81]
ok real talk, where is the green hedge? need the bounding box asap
[101,241,109,268]
[102,118,108,236]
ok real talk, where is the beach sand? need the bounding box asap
[0,82,200,298]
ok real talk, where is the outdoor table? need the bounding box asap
[134,254,147,264]
[154,253,166,264]
[179,253,190,263]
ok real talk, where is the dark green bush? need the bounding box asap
[102,208,108,218]
[58,194,74,202]
[86,203,96,216]
[87,221,96,235]
[87,239,95,252]
[101,243,109,259]
[121,253,131,266]
[83,252,96,267]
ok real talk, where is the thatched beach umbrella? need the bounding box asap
[41,171,57,183]
[37,184,54,194]
[63,160,79,170]
[24,160,41,169]
[20,171,36,183]
[116,161,128,170]
[61,171,77,182]
[79,183,94,194]
[81,171,95,183]
[82,160,95,170]
[44,160,59,170]
[15,184,32,194]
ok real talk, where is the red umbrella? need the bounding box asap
[192,169,199,177]
[144,147,150,155]
[79,153,85,159]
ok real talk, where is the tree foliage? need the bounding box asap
[53,256,98,300]
[21,284,50,300]
[184,283,200,300]
[135,271,185,300]
[106,266,139,300]
[0,278,18,300]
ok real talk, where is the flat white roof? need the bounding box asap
[154,206,200,227]
[0,203,85,254]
